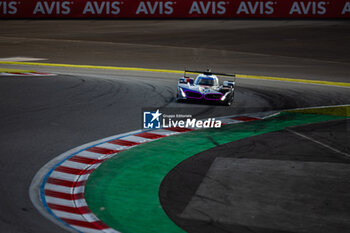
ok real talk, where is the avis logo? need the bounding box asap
[143,109,162,129]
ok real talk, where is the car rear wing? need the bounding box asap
[184,69,236,79]
[184,69,236,87]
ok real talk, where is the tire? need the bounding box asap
[176,96,184,103]
[224,99,232,106]
[223,93,234,106]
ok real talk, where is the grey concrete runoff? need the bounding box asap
[1,20,350,82]
[159,119,350,233]
[181,158,350,233]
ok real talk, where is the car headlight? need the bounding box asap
[179,87,186,98]
[221,92,229,101]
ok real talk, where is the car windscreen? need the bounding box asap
[196,78,214,86]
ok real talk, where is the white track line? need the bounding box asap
[287,128,350,159]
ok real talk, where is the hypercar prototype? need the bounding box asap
[177,70,236,106]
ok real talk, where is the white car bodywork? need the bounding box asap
[177,71,235,106]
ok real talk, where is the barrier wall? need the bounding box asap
[0,0,349,18]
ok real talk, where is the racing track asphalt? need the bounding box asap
[0,20,349,233]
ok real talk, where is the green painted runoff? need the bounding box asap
[85,109,348,233]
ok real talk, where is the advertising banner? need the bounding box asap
[0,0,349,18]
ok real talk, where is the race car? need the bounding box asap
[176,69,236,106]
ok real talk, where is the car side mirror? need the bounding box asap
[223,81,235,87]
